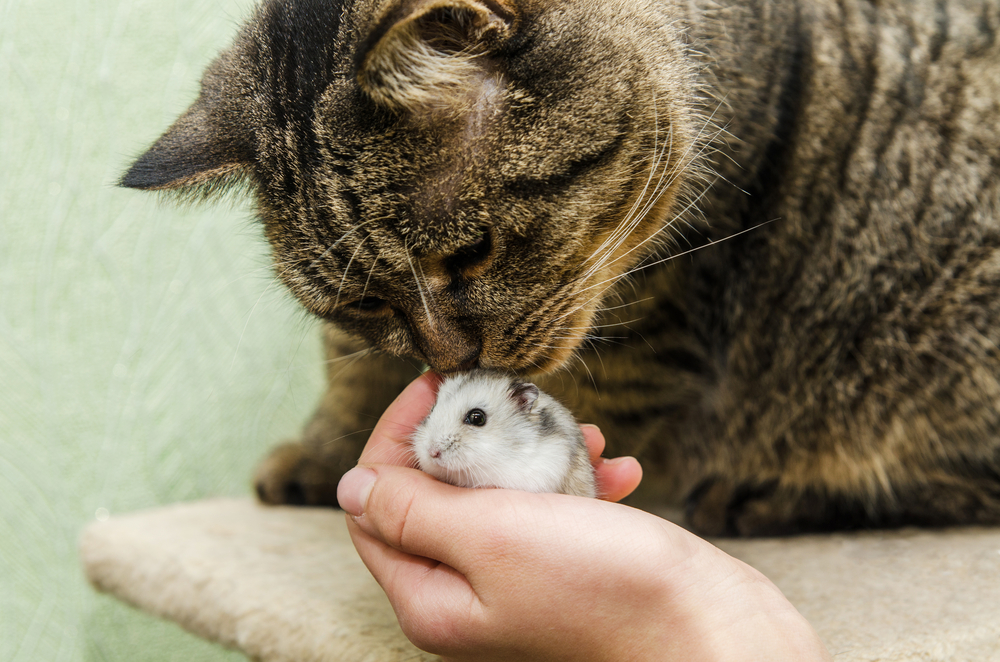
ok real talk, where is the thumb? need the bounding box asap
[339,465,492,651]
[339,463,495,567]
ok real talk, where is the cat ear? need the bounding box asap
[509,382,539,414]
[119,96,251,193]
[358,0,516,113]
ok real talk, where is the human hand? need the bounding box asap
[338,373,831,661]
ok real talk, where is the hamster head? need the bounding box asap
[411,371,570,492]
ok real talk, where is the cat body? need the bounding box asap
[124,0,1000,535]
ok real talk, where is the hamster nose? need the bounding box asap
[430,448,442,459]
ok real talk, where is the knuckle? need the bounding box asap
[370,469,423,549]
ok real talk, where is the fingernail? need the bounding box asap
[601,456,633,466]
[337,467,376,517]
[580,424,601,432]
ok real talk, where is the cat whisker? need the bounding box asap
[326,343,376,382]
[230,273,288,372]
[589,219,779,297]
[559,317,644,330]
[316,218,381,263]
[334,235,370,308]
[360,249,383,303]
[590,169,722,280]
[405,244,435,330]
[582,122,676,281]
[562,171,720,327]
[320,347,374,367]
[320,428,377,449]
[589,96,733,281]
[547,173,726,337]
[583,94,673,272]
[594,297,655,314]
[582,92,729,284]
[416,257,438,316]
[586,337,610,378]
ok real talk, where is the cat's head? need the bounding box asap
[122,0,706,374]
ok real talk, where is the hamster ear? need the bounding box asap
[509,382,539,414]
[358,0,516,113]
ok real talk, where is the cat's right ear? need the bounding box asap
[358,0,518,114]
[119,96,251,193]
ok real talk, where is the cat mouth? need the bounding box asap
[486,287,600,375]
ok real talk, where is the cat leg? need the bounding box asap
[684,477,870,537]
[254,324,420,506]
[685,468,1000,537]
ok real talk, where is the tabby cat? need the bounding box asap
[122,0,1000,536]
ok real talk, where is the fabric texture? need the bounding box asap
[82,499,1000,662]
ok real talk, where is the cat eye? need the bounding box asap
[345,296,387,313]
[464,409,487,427]
[445,229,492,275]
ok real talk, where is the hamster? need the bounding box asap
[411,370,597,498]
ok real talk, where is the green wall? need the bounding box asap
[1,0,325,659]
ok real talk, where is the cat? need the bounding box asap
[121,0,1000,536]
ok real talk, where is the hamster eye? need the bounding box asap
[464,409,487,427]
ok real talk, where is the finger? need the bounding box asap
[358,371,443,467]
[341,463,555,576]
[594,456,643,502]
[342,464,480,563]
[347,517,480,650]
[579,424,642,502]
[580,424,606,463]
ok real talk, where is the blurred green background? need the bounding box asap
[1,0,326,659]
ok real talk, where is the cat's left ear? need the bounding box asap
[509,382,539,414]
[358,0,517,113]
[119,62,252,193]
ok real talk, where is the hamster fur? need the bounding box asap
[412,371,597,498]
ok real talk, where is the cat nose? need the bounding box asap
[411,316,481,372]
[453,348,481,372]
[431,342,481,373]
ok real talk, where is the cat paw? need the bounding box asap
[253,442,343,507]
[684,477,794,537]
[685,476,868,536]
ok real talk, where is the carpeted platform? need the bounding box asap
[80,499,1000,661]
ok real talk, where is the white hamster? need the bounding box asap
[411,371,596,498]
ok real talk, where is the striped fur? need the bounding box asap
[123,0,1000,535]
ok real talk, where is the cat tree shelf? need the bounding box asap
[80,498,1000,661]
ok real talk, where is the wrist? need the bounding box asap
[631,522,831,662]
[681,557,832,662]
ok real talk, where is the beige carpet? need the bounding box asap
[80,499,1000,661]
